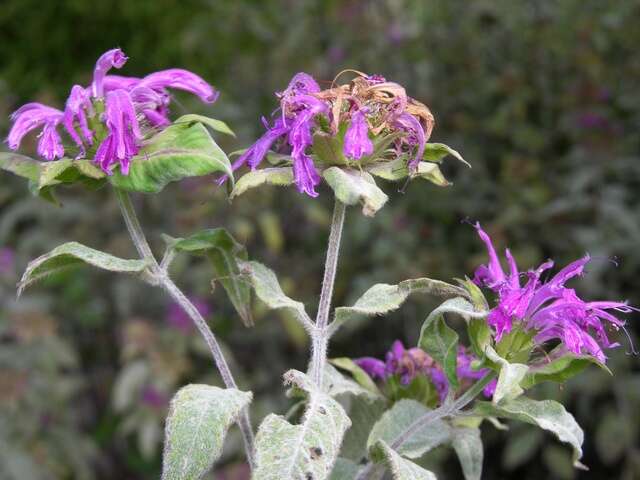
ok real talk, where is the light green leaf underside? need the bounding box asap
[451,427,483,480]
[474,396,585,468]
[328,458,361,480]
[372,441,438,480]
[231,167,294,198]
[168,228,252,326]
[174,114,236,137]
[161,384,252,480]
[323,167,388,217]
[332,278,467,333]
[252,370,351,480]
[110,121,233,193]
[367,399,451,459]
[18,241,148,297]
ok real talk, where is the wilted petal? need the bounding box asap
[138,69,218,103]
[392,112,426,169]
[92,48,128,98]
[282,72,321,96]
[343,109,374,160]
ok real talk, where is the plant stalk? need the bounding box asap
[114,188,256,469]
[310,199,346,389]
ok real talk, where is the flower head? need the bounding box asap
[228,71,435,197]
[473,223,634,363]
[6,48,218,175]
[355,340,495,404]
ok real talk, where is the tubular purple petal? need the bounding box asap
[92,48,128,98]
[37,123,64,160]
[393,112,426,170]
[138,69,218,103]
[354,357,387,380]
[343,109,374,160]
[7,103,63,151]
[102,75,141,92]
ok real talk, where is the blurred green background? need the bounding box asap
[1,1,639,479]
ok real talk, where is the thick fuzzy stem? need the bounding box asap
[310,199,346,388]
[114,188,256,469]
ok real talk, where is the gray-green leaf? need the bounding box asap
[174,114,235,137]
[323,167,388,217]
[161,384,252,480]
[332,278,467,335]
[230,167,294,199]
[110,121,233,193]
[371,441,438,480]
[252,370,351,480]
[423,143,470,166]
[168,229,252,326]
[474,397,585,468]
[367,399,451,459]
[324,364,383,402]
[18,242,149,297]
[452,427,483,480]
[328,458,361,480]
[240,261,312,330]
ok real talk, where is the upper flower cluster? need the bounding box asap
[229,71,435,197]
[473,223,634,363]
[355,340,496,403]
[6,49,217,175]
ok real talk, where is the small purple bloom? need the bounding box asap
[92,48,128,98]
[473,222,634,362]
[167,297,211,333]
[0,248,15,275]
[7,103,64,158]
[343,109,373,160]
[141,385,168,409]
[63,85,94,155]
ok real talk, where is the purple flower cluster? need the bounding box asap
[473,223,634,363]
[7,49,217,174]
[229,71,434,197]
[355,340,495,402]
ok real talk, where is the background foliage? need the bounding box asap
[1,1,638,478]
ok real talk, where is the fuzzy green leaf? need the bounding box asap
[324,364,383,402]
[230,167,294,198]
[18,242,149,297]
[169,228,252,326]
[521,352,611,389]
[328,458,361,480]
[371,441,438,480]
[161,384,252,480]
[323,167,388,217]
[240,260,311,329]
[452,427,483,480]
[174,114,235,137]
[253,370,351,480]
[332,278,467,334]
[110,122,233,193]
[474,397,585,468]
[330,357,382,396]
[423,143,470,166]
[367,399,451,459]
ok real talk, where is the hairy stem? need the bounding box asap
[115,188,256,469]
[310,199,346,388]
[355,373,496,480]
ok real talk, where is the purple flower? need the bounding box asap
[6,48,217,174]
[343,109,373,160]
[166,297,211,333]
[0,248,15,275]
[355,341,495,403]
[141,385,168,409]
[473,223,634,362]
